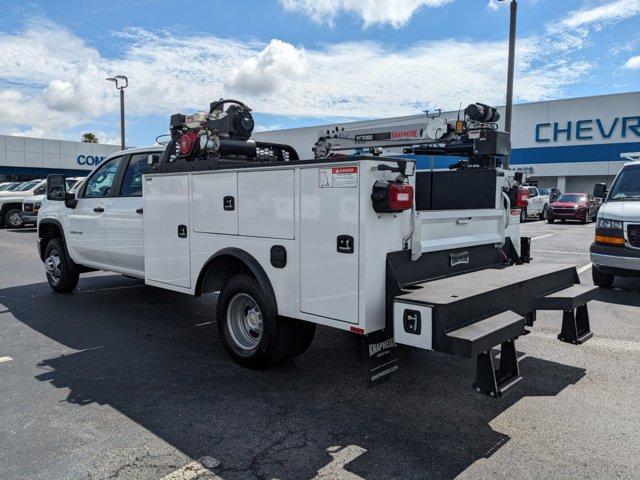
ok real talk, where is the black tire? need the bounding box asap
[592,267,614,288]
[547,217,554,224]
[539,205,548,221]
[3,207,24,228]
[287,320,316,359]
[561,219,566,223]
[520,208,527,223]
[44,238,79,293]
[580,214,587,224]
[217,274,293,368]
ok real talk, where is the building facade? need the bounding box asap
[254,91,640,194]
[0,135,121,181]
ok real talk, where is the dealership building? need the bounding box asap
[255,91,640,194]
[1,91,639,193]
[0,135,121,182]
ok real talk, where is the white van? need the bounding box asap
[591,161,640,287]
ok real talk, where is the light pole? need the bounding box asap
[499,0,517,170]
[106,75,128,150]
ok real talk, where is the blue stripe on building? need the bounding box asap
[410,141,640,170]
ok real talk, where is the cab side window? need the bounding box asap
[120,153,157,197]
[83,157,123,198]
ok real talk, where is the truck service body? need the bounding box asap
[37,100,597,398]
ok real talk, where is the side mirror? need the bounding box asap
[47,174,66,201]
[593,183,607,199]
[64,192,78,209]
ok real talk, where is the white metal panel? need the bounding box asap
[420,209,503,253]
[66,198,111,266]
[192,172,238,235]
[25,151,44,168]
[6,150,25,167]
[43,139,59,154]
[238,169,294,239]
[300,166,359,323]
[144,174,191,288]
[393,301,433,349]
[5,136,24,151]
[25,138,43,153]
[105,196,145,273]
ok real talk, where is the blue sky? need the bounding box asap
[0,0,639,146]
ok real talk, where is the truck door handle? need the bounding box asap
[93,207,104,213]
[456,217,471,225]
[136,208,143,214]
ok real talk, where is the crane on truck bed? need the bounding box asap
[38,98,597,399]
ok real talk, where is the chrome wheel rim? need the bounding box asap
[227,293,263,350]
[44,250,62,283]
[8,211,21,227]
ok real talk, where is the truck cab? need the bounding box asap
[38,147,163,277]
[590,161,640,287]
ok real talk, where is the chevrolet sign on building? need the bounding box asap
[254,91,640,193]
[0,136,121,181]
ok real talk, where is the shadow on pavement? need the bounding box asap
[0,275,587,479]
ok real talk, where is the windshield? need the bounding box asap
[539,188,550,195]
[557,194,586,203]
[609,166,640,201]
[15,180,41,191]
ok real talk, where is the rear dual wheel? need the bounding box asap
[216,274,315,368]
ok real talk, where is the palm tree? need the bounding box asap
[81,132,98,143]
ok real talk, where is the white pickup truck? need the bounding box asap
[520,185,551,222]
[36,101,596,398]
[0,179,46,228]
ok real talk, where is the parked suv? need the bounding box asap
[0,179,45,228]
[591,162,640,287]
[547,193,598,224]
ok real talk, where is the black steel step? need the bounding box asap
[535,284,599,311]
[445,310,525,358]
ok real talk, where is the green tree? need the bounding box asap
[81,132,98,143]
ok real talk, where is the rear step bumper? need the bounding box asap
[391,262,597,397]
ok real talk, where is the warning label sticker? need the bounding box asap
[319,166,358,188]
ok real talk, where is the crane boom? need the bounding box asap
[313,103,511,169]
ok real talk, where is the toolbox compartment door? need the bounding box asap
[143,175,191,288]
[300,166,359,324]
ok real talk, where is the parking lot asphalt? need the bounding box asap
[1,222,640,480]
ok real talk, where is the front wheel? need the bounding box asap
[539,205,548,221]
[592,267,614,288]
[3,208,24,228]
[44,238,79,292]
[217,275,293,368]
[547,217,555,224]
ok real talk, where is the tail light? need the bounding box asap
[371,181,414,213]
[179,131,198,155]
[515,187,529,208]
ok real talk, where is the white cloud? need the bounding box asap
[624,55,640,69]
[279,0,452,28]
[226,39,309,94]
[560,0,640,29]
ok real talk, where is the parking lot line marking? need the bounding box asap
[531,249,589,255]
[195,321,213,326]
[313,445,367,480]
[0,356,13,363]
[76,284,146,293]
[160,456,221,480]
[531,234,553,241]
[577,263,593,274]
